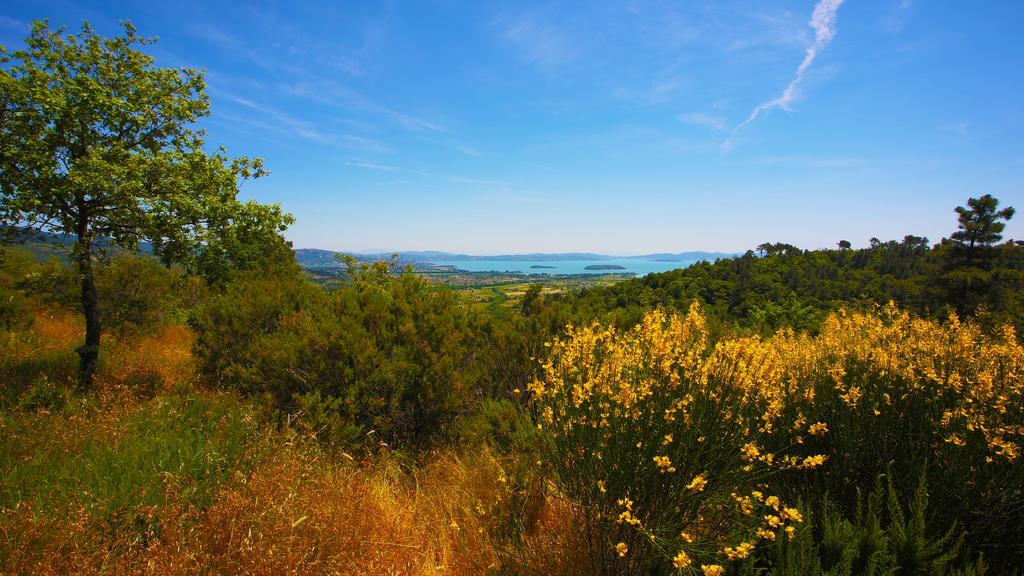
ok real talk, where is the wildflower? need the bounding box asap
[765,515,783,528]
[741,442,760,461]
[616,542,629,557]
[673,550,692,569]
[782,507,803,523]
[663,433,674,445]
[764,495,780,510]
[785,525,796,540]
[839,386,862,406]
[723,541,755,560]
[617,510,642,527]
[799,454,827,469]
[680,531,695,543]
[808,421,828,436]
[702,564,725,576]
[653,455,676,473]
[757,527,777,541]
[686,474,708,492]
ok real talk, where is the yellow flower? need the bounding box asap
[723,541,755,560]
[653,455,675,473]
[741,442,761,461]
[617,510,642,527]
[702,565,725,576]
[686,473,708,492]
[680,531,695,543]
[808,421,828,436]
[673,550,692,569]
[616,542,629,557]
[799,454,828,469]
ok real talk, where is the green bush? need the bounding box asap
[192,261,490,449]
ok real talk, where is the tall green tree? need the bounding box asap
[951,194,1015,249]
[0,21,292,389]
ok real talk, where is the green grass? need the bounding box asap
[0,390,264,517]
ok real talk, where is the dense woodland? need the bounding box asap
[2,20,1023,576]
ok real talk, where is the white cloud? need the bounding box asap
[345,160,403,172]
[678,112,727,131]
[497,11,582,72]
[226,95,335,143]
[724,0,845,152]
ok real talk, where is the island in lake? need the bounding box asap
[584,264,627,270]
[530,265,557,269]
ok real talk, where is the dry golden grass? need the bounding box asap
[1,309,591,576]
[2,442,589,575]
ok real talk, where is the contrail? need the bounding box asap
[723,0,845,153]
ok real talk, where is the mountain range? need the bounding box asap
[294,248,735,268]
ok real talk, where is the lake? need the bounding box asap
[429,258,705,276]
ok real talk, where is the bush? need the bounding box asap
[530,305,826,575]
[530,304,1024,574]
[777,305,1024,570]
[0,247,42,330]
[192,262,490,448]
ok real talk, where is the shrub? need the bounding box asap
[530,304,1024,574]
[192,262,490,448]
[529,305,826,575]
[776,305,1024,570]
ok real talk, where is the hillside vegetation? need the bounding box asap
[3,195,1023,574]
[2,21,1022,576]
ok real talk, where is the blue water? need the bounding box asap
[429,259,702,276]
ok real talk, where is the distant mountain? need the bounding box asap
[638,252,735,262]
[294,248,737,268]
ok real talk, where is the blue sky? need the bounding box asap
[2,1,1021,254]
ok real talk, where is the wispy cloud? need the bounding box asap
[227,95,334,143]
[338,134,392,154]
[346,160,403,172]
[496,10,583,72]
[724,0,846,153]
[0,14,26,30]
[343,162,512,189]
[880,0,915,33]
[678,112,727,131]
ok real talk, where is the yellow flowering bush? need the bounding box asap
[529,305,821,574]
[530,303,1024,573]
[772,304,1024,562]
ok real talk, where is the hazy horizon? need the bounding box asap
[3,0,1021,253]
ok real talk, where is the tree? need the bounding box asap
[0,21,292,389]
[837,240,852,250]
[951,194,1015,249]
[521,284,544,316]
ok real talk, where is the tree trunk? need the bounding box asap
[75,231,101,390]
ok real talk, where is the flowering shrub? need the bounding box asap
[529,305,824,575]
[530,304,1024,574]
